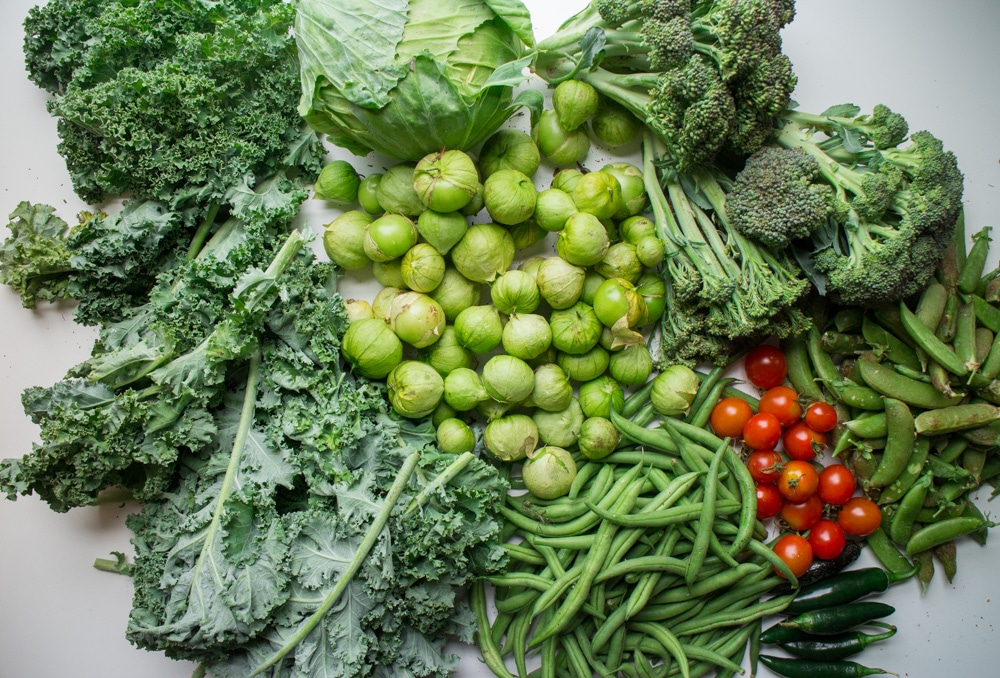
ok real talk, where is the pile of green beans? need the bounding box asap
[471,386,795,678]
[781,225,1000,589]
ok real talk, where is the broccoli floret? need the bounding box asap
[534,0,797,169]
[763,105,965,307]
[727,146,832,249]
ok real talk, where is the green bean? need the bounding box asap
[914,402,1000,435]
[504,542,547,567]
[878,435,931,505]
[685,365,725,424]
[632,622,690,678]
[857,353,963,409]
[782,335,826,402]
[889,472,933,544]
[571,626,614,678]
[958,225,992,294]
[915,281,949,330]
[868,398,915,488]
[600,449,685,473]
[906,515,997,555]
[660,563,764,604]
[970,294,1000,333]
[900,301,969,377]
[529,534,596,551]
[678,640,746,676]
[623,379,657,418]
[611,409,680,453]
[845,412,888,439]
[685,440,727,585]
[470,580,518,678]
[567,460,603,499]
[671,592,796,637]
[688,377,735,430]
[560,632,592,678]
[508,607,534,677]
[861,316,921,371]
[586,499,742,529]
[745,538,798,587]
[489,572,558,592]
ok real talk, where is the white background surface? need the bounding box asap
[2,1,1000,676]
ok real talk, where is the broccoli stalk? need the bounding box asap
[725,104,965,308]
[532,0,797,170]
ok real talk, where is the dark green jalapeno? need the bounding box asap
[783,567,916,616]
[779,601,895,635]
[759,653,896,678]
[778,623,897,661]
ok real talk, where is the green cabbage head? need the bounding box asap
[296,0,536,160]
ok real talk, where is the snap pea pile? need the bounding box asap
[781,224,999,589]
[472,383,804,678]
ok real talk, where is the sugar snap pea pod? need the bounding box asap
[917,402,1000,435]
[914,281,949,329]
[845,412,887,439]
[964,446,988,479]
[759,654,898,678]
[808,326,843,385]
[958,225,992,294]
[783,567,917,616]
[976,327,994,364]
[954,301,981,373]
[857,353,963,409]
[924,454,974,482]
[878,436,931,505]
[959,422,1000,447]
[864,526,914,576]
[915,502,966,523]
[905,515,998,555]
[889,472,934,544]
[985,273,1000,303]
[933,540,958,582]
[935,293,959,343]
[782,335,826,402]
[821,331,868,354]
[868,398,915,488]
[831,380,887,411]
[929,360,958,398]
[778,624,897,662]
[779,601,895,635]
[861,317,921,371]
[980,329,1000,380]
[899,301,969,377]
[873,305,917,350]
[834,307,865,333]
[970,294,1000,333]
[962,501,990,546]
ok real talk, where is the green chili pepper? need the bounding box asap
[783,567,916,616]
[778,623,897,661]
[759,653,897,678]
[779,601,896,635]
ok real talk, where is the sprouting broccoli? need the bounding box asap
[642,131,811,367]
[532,0,797,171]
[725,103,965,308]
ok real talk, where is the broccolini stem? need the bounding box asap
[249,450,423,676]
[776,121,868,198]
[577,67,657,120]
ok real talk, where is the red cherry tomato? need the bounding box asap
[745,345,788,390]
[746,449,784,484]
[758,386,802,427]
[783,421,827,461]
[777,460,820,503]
[804,401,838,433]
[809,519,847,560]
[772,533,814,579]
[838,497,882,537]
[818,464,856,506]
[780,494,824,532]
[743,412,783,450]
[756,483,783,520]
[710,397,754,438]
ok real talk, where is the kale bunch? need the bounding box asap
[23,0,324,209]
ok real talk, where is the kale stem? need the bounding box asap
[249,450,423,676]
[185,202,221,261]
[404,451,475,515]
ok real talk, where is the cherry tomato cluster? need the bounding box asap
[709,345,883,579]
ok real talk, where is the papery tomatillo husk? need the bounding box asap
[429,267,482,322]
[552,79,599,131]
[534,188,578,233]
[651,365,700,416]
[401,243,446,293]
[372,286,404,323]
[323,210,372,271]
[556,212,610,267]
[519,255,545,281]
[432,401,458,428]
[460,183,485,217]
[386,360,444,418]
[619,215,656,245]
[530,363,574,412]
[344,299,374,323]
[593,277,646,329]
[478,129,541,179]
[536,256,586,309]
[578,375,624,419]
[436,418,476,454]
[551,168,583,193]
[572,171,622,221]
[372,259,407,289]
[636,271,666,325]
[388,291,446,349]
[454,304,503,354]
[600,162,646,219]
[501,313,553,361]
[532,399,584,449]
[533,109,590,166]
[413,149,479,212]
[419,326,473,375]
[484,414,539,462]
[484,169,538,226]
[580,270,606,306]
[364,213,418,262]
[450,223,515,283]
[522,445,577,500]
[590,97,642,148]
[416,209,468,255]
[491,269,540,315]
[594,242,643,284]
[342,318,404,379]
[549,301,603,355]
[357,173,383,215]
[578,417,620,460]
[508,219,547,250]
[443,367,489,412]
[314,159,361,205]
[375,162,425,217]
[558,345,610,382]
[476,397,511,422]
[482,354,535,404]
[635,235,666,268]
[609,343,653,387]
